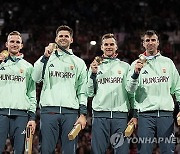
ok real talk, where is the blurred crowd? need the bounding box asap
[1,0,180,153]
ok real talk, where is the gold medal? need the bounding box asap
[95,56,103,65]
[1,50,9,58]
[139,54,147,64]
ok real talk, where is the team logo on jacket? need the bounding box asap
[0,67,5,70]
[97,71,103,75]
[118,70,121,74]
[49,64,54,67]
[70,65,74,70]
[20,69,24,73]
[142,70,148,74]
[162,68,166,73]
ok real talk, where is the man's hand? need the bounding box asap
[0,53,6,62]
[177,112,180,126]
[135,60,144,74]
[26,120,36,135]
[177,112,180,118]
[74,114,87,129]
[128,118,138,129]
[44,43,57,57]
[90,60,99,73]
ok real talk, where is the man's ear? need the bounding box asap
[20,43,23,49]
[55,37,57,43]
[5,42,8,48]
[142,41,145,48]
[157,40,159,46]
[101,45,103,51]
[115,44,118,50]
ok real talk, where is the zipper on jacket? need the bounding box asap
[59,106,62,114]
[8,108,11,115]
[158,110,159,117]
[110,111,113,118]
[110,60,113,119]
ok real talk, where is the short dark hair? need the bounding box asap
[144,30,158,36]
[101,33,117,44]
[141,30,159,40]
[56,25,73,37]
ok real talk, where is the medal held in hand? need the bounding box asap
[139,54,147,64]
[0,50,9,63]
[95,56,103,65]
[1,50,9,58]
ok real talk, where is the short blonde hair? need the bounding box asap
[7,31,22,41]
[101,33,117,44]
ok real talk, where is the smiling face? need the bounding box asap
[55,30,73,50]
[5,33,23,56]
[101,37,118,57]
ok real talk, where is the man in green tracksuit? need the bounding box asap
[0,31,37,153]
[126,30,180,154]
[87,33,137,154]
[32,25,87,154]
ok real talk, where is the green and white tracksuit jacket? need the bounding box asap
[87,57,135,118]
[32,49,88,115]
[126,52,180,113]
[0,54,37,119]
